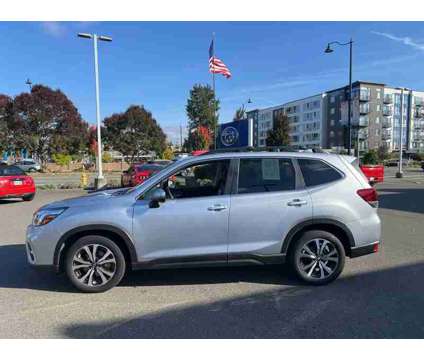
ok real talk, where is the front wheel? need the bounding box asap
[65,235,126,293]
[290,230,345,285]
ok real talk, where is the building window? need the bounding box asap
[330,108,335,115]
[329,131,335,138]
[330,95,335,103]
[376,117,380,124]
[330,120,335,126]
[376,104,381,111]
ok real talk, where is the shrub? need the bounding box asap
[362,150,379,165]
[102,152,113,163]
[51,153,72,166]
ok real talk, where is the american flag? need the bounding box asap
[209,39,231,79]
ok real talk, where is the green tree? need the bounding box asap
[103,105,166,163]
[266,113,291,147]
[362,149,379,165]
[233,107,245,121]
[186,84,219,132]
[162,146,174,160]
[0,95,13,154]
[12,85,88,165]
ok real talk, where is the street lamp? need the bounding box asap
[241,98,252,118]
[396,87,409,178]
[325,39,353,155]
[25,78,32,91]
[78,32,112,189]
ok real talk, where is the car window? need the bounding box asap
[166,160,230,199]
[298,158,342,187]
[237,158,295,194]
[136,164,163,172]
[0,166,25,176]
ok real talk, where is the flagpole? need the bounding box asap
[212,32,217,150]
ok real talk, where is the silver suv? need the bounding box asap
[26,152,381,292]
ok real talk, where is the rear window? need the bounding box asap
[238,158,295,194]
[136,164,163,172]
[0,166,25,176]
[298,159,342,187]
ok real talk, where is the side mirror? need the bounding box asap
[149,188,166,208]
[123,170,128,174]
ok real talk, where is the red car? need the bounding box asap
[121,163,166,187]
[0,165,36,201]
[360,164,384,185]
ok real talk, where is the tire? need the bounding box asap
[65,235,126,293]
[290,230,345,285]
[22,193,35,201]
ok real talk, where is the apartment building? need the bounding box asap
[246,81,424,153]
[246,93,327,148]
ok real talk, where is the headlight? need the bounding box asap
[32,207,68,226]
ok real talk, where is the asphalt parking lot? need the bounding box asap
[0,178,424,338]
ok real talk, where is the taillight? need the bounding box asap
[357,188,378,208]
[0,179,7,187]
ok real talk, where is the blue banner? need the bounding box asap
[217,119,249,149]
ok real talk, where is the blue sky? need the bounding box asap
[2,21,424,142]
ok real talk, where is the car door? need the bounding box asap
[132,158,233,263]
[228,157,312,257]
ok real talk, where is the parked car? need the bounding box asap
[14,159,41,172]
[26,152,381,292]
[360,164,384,185]
[0,165,36,201]
[121,163,166,187]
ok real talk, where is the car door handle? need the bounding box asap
[207,204,228,211]
[287,199,308,207]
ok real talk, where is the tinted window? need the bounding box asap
[167,160,230,199]
[238,158,295,194]
[136,164,164,172]
[298,159,342,187]
[0,166,25,176]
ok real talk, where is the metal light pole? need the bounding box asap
[325,39,353,155]
[396,87,407,178]
[78,32,112,189]
[25,78,33,91]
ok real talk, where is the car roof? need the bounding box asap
[181,151,343,161]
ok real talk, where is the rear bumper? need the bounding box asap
[0,191,35,199]
[350,241,380,258]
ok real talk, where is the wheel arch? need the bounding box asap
[54,225,138,272]
[282,218,355,258]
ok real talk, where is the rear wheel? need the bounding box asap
[22,193,35,201]
[290,230,345,285]
[65,235,126,293]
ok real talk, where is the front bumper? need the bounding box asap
[26,224,58,269]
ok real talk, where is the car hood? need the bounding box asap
[41,188,127,209]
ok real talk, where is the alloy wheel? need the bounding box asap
[298,238,340,280]
[72,244,117,287]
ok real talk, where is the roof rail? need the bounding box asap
[202,146,326,155]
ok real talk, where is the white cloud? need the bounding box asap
[371,31,424,51]
[41,22,67,38]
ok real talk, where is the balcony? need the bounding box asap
[382,118,392,128]
[355,116,369,127]
[358,130,368,140]
[414,133,424,141]
[383,94,393,104]
[415,108,424,118]
[382,130,392,140]
[415,122,424,130]
[359,91,370,101]
[359,104,370,114]
[383,106,393,116]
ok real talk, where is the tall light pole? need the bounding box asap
[325,39,353,155]
[396,87,408,178]
[241,98,252,119]
[25,78,33,91]
[78,32,112,189]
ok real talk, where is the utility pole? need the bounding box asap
[396,87,407,178]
